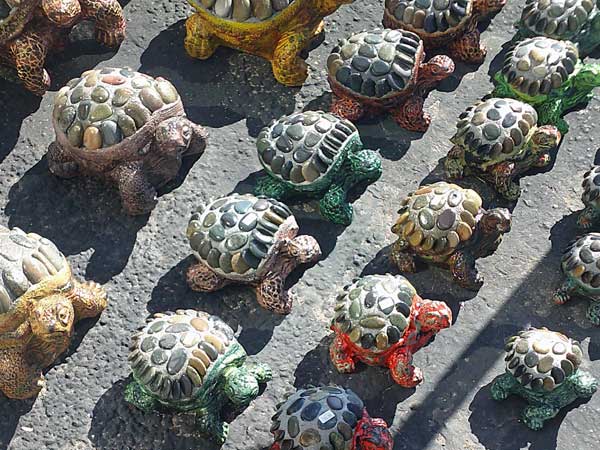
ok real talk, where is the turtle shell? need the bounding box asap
[0,226,67,314]
[327,28,423,99]
[189,0,296,22]
[393,182,482,255]
[271,386,365,450]
[128,309,236,403]
[503,327,583,392]
[388,0,473,35]
[451,98,539,164]
[257,111,358,187]
[581,166,600,208]
[52,68,181,150]
[521,0,596,40]
[560,233,600,292]
[187,194,294,280]
[501,37,578,97]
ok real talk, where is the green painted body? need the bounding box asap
[254,134,382,225]
[555,276,600,325]
[491,370,598,430]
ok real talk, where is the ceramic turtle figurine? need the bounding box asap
[330,274,452,387]
[184,0,354,86]
[493,36,600,134]
[0,0,125,95]
[390,182,511,290]
[186,194,321,314]
[444,97,561,200]
[125,309,271,444]
[553,233,600,325]
[576,166,600,228]
[48,68,208,215]
[518,0,600,56]
[327,28,454,131]
[383,0,507,64]
[491,327,597,430]
[254,111,382,225]
[0,226,107,399]
[269,386,393,450]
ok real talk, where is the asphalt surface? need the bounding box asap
[0,0,599,449]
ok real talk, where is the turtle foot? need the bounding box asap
[522,405,558,431]
[186,262,229,292]
[586,301,600,326]
[185,15,218,60]
[329,335,356,374]
[124,380,157,413]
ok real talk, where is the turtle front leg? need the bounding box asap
[490,372,518,401]
[319,183,353,225]
[109,162,158,215]
[69,280,108,322]
[448,251,482,290]
[80,0,126,47]
[185,14,219,60]
[329,334,357,373]
[387,348,423,388]
[489,162,520,200]
[552,279,577,305]
[586,301,600,326]
[124,379,159,413]
[537,101,569,135]
[522,404,559,431]
[272,30,311,86]
[444,145,467,179]
[246,362,273,385]
[390,239,417,273]
[8,30,51,96]
[196,408,229,445]
[255,271,293,314]
[47,142,80,179]
[577,205,600,229]
[254,175,290,201]
[331,95,366,122]
[573,370,599,397]
[448,29,486,64]
[0,345,46,399]
[391,95,430,133]
[186,261,230,292]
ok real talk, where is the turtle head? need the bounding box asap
[30,295,75,340]
[223,367,259,407]
[155,117,208,157]
[531,125,561,153]
[420,55,455,85]
[351,411,393,450]
[480,208,512,235]
[416,300,452,334]
[282,235,322,264]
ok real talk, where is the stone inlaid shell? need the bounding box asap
[271,386,365,450]
[503,327,584,392]
[188,0,295,22]
[332,274,416,352]
[52,68,180,150]
[389,0,473,35]
[392,181,482,255]
[451,98,539,163]
[501,37,578,97]
[0,226,67,314]
[129,309,236,403]
[560,232,600,292]
[581,166,600,208]
[187,194,294,280]
[257,111,358,186]
[327,28,422,99]
[521,0,596,40]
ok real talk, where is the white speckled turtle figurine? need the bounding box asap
[493,37,600,135]
[326,28,454,132]
[330,274,452,387]
[254,111,382,225]
[553,233,600,325]
[0,226,107,399]
[49,67,209,215]
[390,182,511,290]
[269,386,393,450]
[383,0,507,63]
[518,0,600,57]
[186,194,321,314]
[491,327,597,430]
[444,97,561,200]
[577,166,600,228]
[125,309,272,445]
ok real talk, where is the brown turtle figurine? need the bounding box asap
[48,68,208,215]
[327,28,454,131]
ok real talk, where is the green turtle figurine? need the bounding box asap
[125,309,272,444]
[491,327,597,430]
[254,111,382,225]
[577,166,600,229]
[492,36,600,134]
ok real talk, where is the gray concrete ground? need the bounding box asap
[0,0,599,449]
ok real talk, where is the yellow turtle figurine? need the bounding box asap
[184,0,354,86]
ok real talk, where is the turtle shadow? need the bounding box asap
[5,158,147,284]
[293,336,415,426]
[138,20,298,132]
[148,257,285,356]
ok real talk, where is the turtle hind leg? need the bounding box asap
[109,162,158,215]
[448,251,483,290]
[185,15,219,60]
[271,31,311,86]
[0,352,45,399]
[47,142,81,179]
[387,349,423,388]
[490,372,518,401]
[444,145,467,179]
[391,95,430,132]
[196,409,229,445]
[552,279,576,305]
[9,29,51,96]
[80,0,126,47]
[522,404,559,431]
[586,301,600,326]
[124,379,158,413]
[329,334,357,373]
[331,95,366,122]
[577,205,600,229]
[448,29,486,64]
[390,240,417,273]
[319,183,353,225]
[186,262,229,292]
[254,175,290,201]
[255,272,293,314]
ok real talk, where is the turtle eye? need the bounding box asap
[57,307,70,325]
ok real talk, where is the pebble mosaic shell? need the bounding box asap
[257,111,358,186]
[189,0,295,22]
[327,28,422,99]
[388,0,472,34]
[393,182,482,255]
[271,386,365,450]
[0,226,66,314]
[452,98,539,162]
[332,274,416,352]
[128,310,236,402]
[521,0,596,39]
[53,68,180,150]
[187,194,293,278]
[561,233,600,291]
[504,328,583,392]
[501,37,578,97]
[581,166,600,208]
